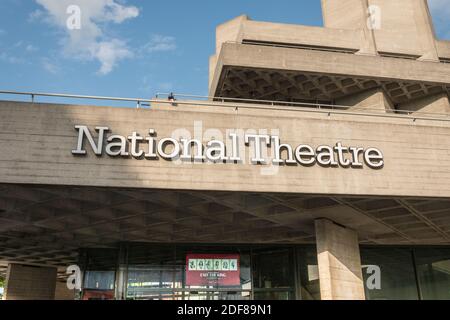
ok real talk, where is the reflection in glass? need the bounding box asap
[253,291,292,300]
[253,249,294,289]
[297,247,320,300]
[126,265,183,299]
[81,248,118,292]
[125,244,253,300]
[415,248,450,300]
[252,248,295,300]
[80,244,450,300]
[126,244,180,299]
[84,271,115,290]
[360,247,419,300]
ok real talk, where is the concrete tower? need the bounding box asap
[321,0,439,61]
[209,0,450,114]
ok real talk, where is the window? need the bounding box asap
[296,246,320,300]
[415,248,450,300]
[252,248,295,300]
[361,247,419,300]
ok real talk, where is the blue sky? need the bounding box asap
[0,0,448,103]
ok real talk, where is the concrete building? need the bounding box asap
[0,0,449,300]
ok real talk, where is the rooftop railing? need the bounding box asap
[0,90,449,123]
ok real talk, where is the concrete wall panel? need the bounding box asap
[4,264,57,300]
[0,100,449,198]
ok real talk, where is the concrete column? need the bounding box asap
[321,0,377,56]
[315,219,365,300]
[4,264,57,300]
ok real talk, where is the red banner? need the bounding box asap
[185,254,240,286]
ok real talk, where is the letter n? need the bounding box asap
[72,125,109,155]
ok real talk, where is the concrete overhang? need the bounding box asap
[210,42,450,104]
[0,183,450,273]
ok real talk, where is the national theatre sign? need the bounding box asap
[71,125,384,169]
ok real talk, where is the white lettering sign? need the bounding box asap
[72,125,384,169]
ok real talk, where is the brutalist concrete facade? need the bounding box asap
[0,0,449,300]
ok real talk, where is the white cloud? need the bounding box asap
[28,9,45,22]
[0,52,23,64]
[41,57,60,74]
[0,41,37,65]
[26,44,39,52]
[142,35,177,53]
[100,2,139,23]
[95,39,133,75]
[34,0,140,75]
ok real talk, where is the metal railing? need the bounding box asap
[0,90,153,108]
[0,90,449,122]
[155,92,450,122]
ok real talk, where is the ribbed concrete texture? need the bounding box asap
[4,264,57,300]
[315,219,365,300]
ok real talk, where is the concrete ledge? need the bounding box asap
[210,43,450,97]
[0,100,450,198]
[215,15,361,57]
